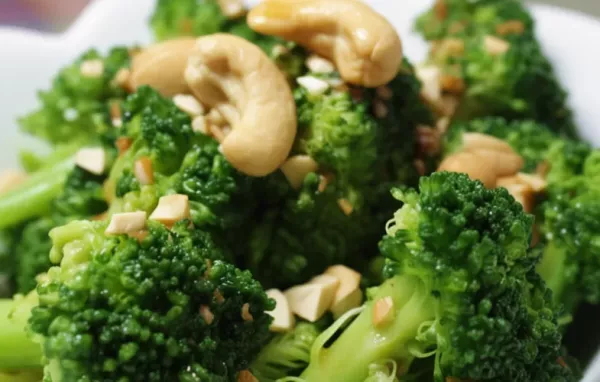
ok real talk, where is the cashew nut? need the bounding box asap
[438,151,498,188]
[247,0,403,87]
[128,38,196,97]
[185,34,297,177]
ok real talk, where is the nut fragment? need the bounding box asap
[80,59,104,78]
[306,55,335,74]
[115,137,132,155]
[0,170,27,194]
[200,305,215,325]
[516,172,547,192]
[438,152,498,188]
[496,172,547,213]
[266,289,295,332]
[373,296,394,327]
[238,370,258,382]
[173,94,205,117]
[416,66,441,104]
[337,198,353,216]
[280,155,319,189]
[241,303,254,322]
[297,76,330,95]
[113,68,131,88]
[462,132,514,154]
[325,265,363,318]
[248,0,403,87]
[484,35,510,56]
[75,147,106,175]
[149,194,190,227]
[496,20,525,36]
[129,38,196,96]
[284,275,340,322]
[105,211,147,235]
[192,115,208,134]
[134,156,154,186]
[218,0,246,19]
[185,34,297,177]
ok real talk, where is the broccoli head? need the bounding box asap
[1,219,274,381]
[251,321,324,382]
[416,0,533,41]
[299,172,576,381]
[18,47,130,147]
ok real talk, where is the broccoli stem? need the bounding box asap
[300,275,436,382]
[0,155,75,229]
[0,296,42,371]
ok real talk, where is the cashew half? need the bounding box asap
[247,0,403,87]
[129,38,196,96]
[185,34,297,177]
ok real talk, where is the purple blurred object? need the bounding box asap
[0,0,91,32]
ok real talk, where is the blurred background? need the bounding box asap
[0,0,599,32]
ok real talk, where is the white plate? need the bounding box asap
[0,0,599,379]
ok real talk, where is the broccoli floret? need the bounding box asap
[251,322,323,382]
[150,0,307,80]
[18,47,130,147]
[416,0,533,41]
[417,0,575,137]
[298,172,577,381]
[1,219,274,381]
[442,117,600,318]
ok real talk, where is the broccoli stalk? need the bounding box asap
[299,173,576,381]
[0,292,41,371]
[0,153,75,229]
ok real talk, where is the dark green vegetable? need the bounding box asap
[298,172,577,382]
[1,220,274,381]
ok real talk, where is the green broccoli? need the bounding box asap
[443,117,600,318]
[18,47,130,148]
[150,0,307,80]
[0,219,274,381]
[417,0,575,137]
[415,0,534,41]
[298,172,577,381]
[251,322,324,382]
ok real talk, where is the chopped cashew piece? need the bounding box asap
[238,370,258,382]
[185,34,297,176]
[192,115,208,134]
[416,65,441,104]
[297,76,330,95]
[217,0,245,19]
[113,68,131,88]
[280,155,319,189]
[173,94,205,117]
[325,265,363,318]
[149,194,190,227]
[206,108,227,126]
[285,275,340,322]
[373,296,395,327]
[105,211,147,235]
[438,152,498,188]
[331,288,363,319]
[496,177,535,213]
[484,35,510,56]
[516,172,547,192]
[134,157,154,186]
[306,55,335,74]
[129,38,196,96]
[337,198,354,216]
[200,305,214,325]
[75,147,106,175]
[80,59,104,78]
[266,289,295,332]
[462,132,514,154]
[0,170,27,194]
[241,303,254,321]
[248,0,403,87]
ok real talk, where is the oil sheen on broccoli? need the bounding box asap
[0,220,274,381]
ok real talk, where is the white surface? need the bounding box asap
[0,0,599,379]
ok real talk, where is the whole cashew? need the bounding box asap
[185,34,297,177]
[247,0,403,87]
[128,38,196,96]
